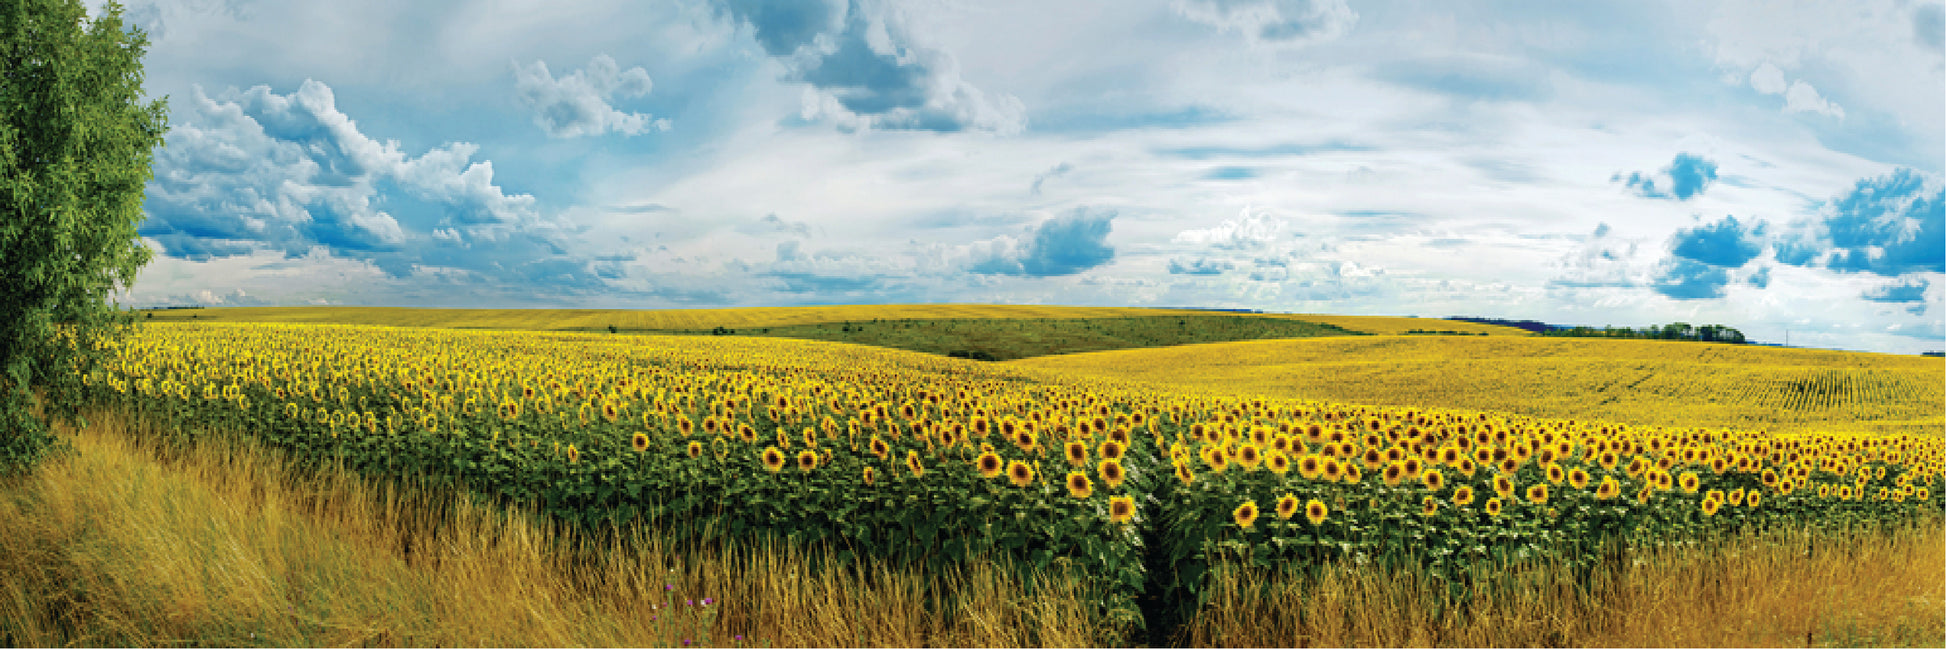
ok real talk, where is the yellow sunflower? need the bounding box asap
[976,451,1005,479]
[1066,472,1094,499]
[761,446,786,472]
[1304,499,1328,526]
[1008,460,1036,487]
[1275,494,1301,520]
[1233,500,1260,529]
[1099,458,1126,489]
[1065,441,1089,466]
[1108,495,1136,524]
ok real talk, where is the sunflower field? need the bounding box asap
[82,322,1946,642]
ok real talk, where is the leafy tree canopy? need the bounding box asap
[0,0,167,473]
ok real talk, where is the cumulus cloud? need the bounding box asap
[1650,215,1767,300]
[1614,152,1719,201]
[966,207,1116,276]
[512,54,668,138]
[137,79,605,291]
[713,0,1025,133]
[1549,222,1642,289]
[1863,277,1930,303]
[1774,168,1944,277]
[1781,79,1845,119]
[1173,207,1284,250]
[1167,257,1233,275]
[1172,0,1357,47]
[1744,61,1844,119]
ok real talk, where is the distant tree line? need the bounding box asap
[1541,323,1747,344]
[1446,317,1748,344]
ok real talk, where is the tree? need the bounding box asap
[0,0,167,474]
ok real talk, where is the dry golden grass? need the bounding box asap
[135,304,1532,336]
[1190,521,1946,648]
[1015,335,1945,435]
[0,410,1112,647]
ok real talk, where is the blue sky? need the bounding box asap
[89,0,1945,354]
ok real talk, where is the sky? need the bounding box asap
[84,0,1946,354]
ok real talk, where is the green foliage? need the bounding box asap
[0,0,166,473]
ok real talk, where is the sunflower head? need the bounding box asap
[1236,444,1263,470]
[1526,483,1548,505]
[1595,476,1620,499]
[1304,499,1328,526]
[1108,495,1136,524]
[862,466,876,486]
[1008,460,1036,487]
[1100,439,1126,461]
[1276,494,1301,520]
[905,450,925,478]
[870,436,890,460]
[1485,497,1503,517]
[1746,490,1762,508]
[1381,461,1404,486]
[977,452,1005,479]
[1545,464,1565,484]
[1454,484,1476,506]
[1726,487,1745,506]
[1701,497,1721,516]
[1421,495,1440,517]
[1099,459,1126,489]
[1065,441,1089,466]
[797,450,819,472]
[632,432,650,453]
[566,445,580,464]
[1065,472,1094,499]
[1568,467,1590,489]
[1302,455,1326,481]
[687,441,703,458]
[1233,500,1260,529]
[1267,451,1292,475]
[1421,468,1445,492]
[1174,462,1196,486]
[762,446,786,472]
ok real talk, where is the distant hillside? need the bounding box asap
[1015,335,1944,436]
[137,305,1536,336]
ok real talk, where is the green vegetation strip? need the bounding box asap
[596,315,1366,361]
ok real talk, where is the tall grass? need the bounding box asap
[1188,522,1946,647]
[0,410,1109,647]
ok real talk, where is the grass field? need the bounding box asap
[1014,335,1946,436]
[621,315,1362,361]
[137,304,1531,336]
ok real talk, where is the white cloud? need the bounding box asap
[1173,207,1285,250]
[1749,61,1788,95]
[1171,0,1358,47]
[1782,79,1845,118]
[512,54,669,138]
